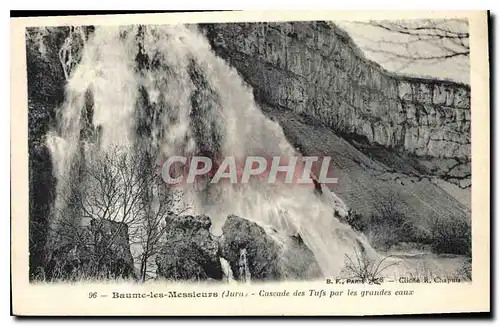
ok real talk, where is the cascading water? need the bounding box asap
[220,258,236,283]
[239,248,251,283]
[46,24,379,278]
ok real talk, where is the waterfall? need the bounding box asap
[220,257,236,283]
[46,24,379,278]
[238,248,252,283]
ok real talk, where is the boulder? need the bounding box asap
[279,234,323,280]
[155,215,223,281]
[219,215,282,281]
[219,215,323,281]
[87,219,135,277]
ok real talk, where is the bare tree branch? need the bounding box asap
[52,145,193,281]
[348,19,469,73]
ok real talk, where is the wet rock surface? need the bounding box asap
[219,215,323,281]
[154,214,324,282]
[26,26,94,278]
[219,214,282,281]
[29,143,56,279]
[279,234,323,280]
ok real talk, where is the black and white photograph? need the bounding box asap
[11,10,490,316]
[26,18,472,283]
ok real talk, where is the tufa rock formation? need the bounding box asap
[26,26,92,278]
[219,214,282,281]
[155,214,323,281]
[219,215,323,281]
[155,215,223,281]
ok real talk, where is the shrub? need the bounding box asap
[429,217,471,256]
[455,256,472,281]
[338,209,370,233]
[367,192,413,249]
[336,192,471,256]
[343,249,399,284]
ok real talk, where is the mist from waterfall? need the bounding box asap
[46,24,378,278]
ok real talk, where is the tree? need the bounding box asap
[49,146,148,277]
[340,19,469,74]
[133,184,190,282]
[51,145,190,281]
[56,146,148,231]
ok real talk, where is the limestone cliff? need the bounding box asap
[202,21,470,161]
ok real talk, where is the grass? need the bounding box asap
[343,249,399,284]
[454,257,472,281]
[32,261,136,283]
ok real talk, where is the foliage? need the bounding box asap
[454,256,472,281]
[339,209,370,233]
[338,191,470,256]
[344,249,399,284]
[429,216,471,256]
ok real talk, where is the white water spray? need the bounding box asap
[220,257,236,283]
[47,24,379,278]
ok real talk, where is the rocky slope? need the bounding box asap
[261,104,469,230]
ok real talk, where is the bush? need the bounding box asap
[343,249,399,284]
[367,192,414,249]
[337,208,409,250]
[338,209,370,233]
[429,217,471,256]
[455,256,472,281]
[336,191,471,257]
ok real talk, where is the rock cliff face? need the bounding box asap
[26,27,81,277]
[202,22,470,160]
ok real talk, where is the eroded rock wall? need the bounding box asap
[202,21,470,159]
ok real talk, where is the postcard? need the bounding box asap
[11,10,490,316]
